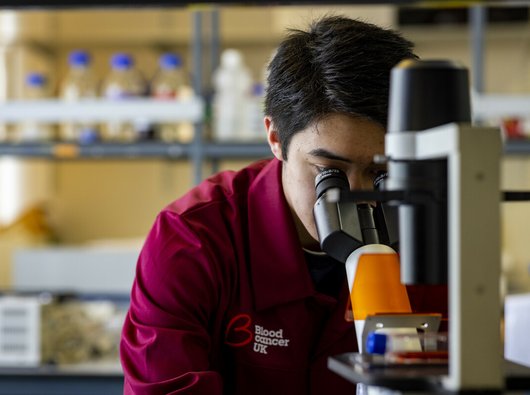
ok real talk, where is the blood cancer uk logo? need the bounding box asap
[224,314,253,347]
[225,314,290,355]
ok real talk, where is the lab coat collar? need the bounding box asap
[247,158,316,311]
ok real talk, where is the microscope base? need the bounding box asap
[328,353,530,393]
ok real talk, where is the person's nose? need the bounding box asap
[348,172,373,191]
[348,172,377,206]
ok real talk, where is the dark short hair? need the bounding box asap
[264,15,417,160]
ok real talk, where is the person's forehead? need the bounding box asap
[292,114,385,156]
[311,113,385,134]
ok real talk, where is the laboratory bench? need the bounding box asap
[0,362,123,395]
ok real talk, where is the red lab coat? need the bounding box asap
[120,158,447,395]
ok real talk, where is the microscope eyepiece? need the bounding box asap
[315,168,349,199]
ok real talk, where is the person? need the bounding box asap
[120,15,447,395]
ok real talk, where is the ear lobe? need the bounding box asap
[265,116,283,161]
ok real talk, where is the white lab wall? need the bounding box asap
[502,158,530,293]
[48,160,193,244]
[0,158,55,225]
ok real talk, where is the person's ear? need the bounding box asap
[265,116,283,161]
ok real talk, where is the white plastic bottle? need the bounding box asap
[17,72,55,142]
[245,82,266,141]
[59,50,99,143]
[212,49,252,141]
[100,53,148,142]
[150,52,194,142]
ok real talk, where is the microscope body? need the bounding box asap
[317,59,503,392]
[385,60,502,390]
[386,122,502,391]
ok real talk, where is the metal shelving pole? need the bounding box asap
[470,5,486,95]
[190,9,205,185]
[209,7,222,175]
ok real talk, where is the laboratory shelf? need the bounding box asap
[504,139,530,155]
[6,139,530,159]
[0,98,204,124]
[203,141,271,158]
[0,142,190,159]
[473,93,530,120]
[0,141,271,160]
[0,363,123,395]
[3,139,529,159]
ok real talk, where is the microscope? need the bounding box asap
[317,59,519,392]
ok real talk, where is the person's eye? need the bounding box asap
[314,165,329,173]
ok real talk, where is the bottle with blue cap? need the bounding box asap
[17,72,55,142]
[101,52,148,142]
[60,50,99,143]
[150,52,194,142]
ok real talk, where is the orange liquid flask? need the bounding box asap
[346,244,412,352]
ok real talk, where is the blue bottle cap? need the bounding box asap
[111,53,133,70]
[252,82,264,96]
[366,332,387,355]
[69,50,91,67]
[79,128,100,144]
[26,72,47,87]
[159,53,182,69]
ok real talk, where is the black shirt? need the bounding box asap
[304,249,346,299]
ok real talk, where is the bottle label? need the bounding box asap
[153,90,177,100]
[104,86,136,100]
